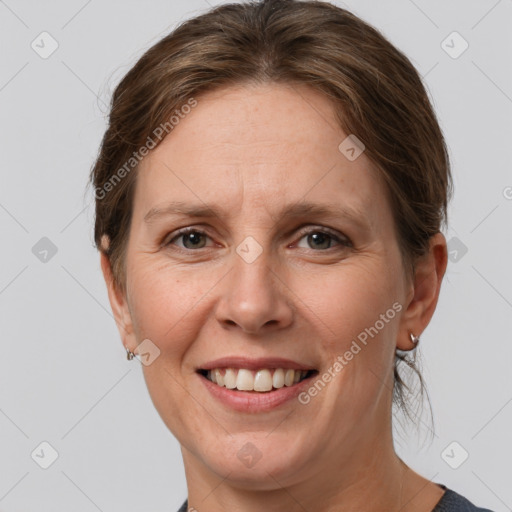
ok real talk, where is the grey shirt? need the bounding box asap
[177,484,495,511]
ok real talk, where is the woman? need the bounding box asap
[89,1,495,510]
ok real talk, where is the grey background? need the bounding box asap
[0,0,511,511]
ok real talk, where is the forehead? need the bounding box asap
[134,83,388,226]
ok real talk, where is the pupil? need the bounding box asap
[309,232,330,249]
[184,232,205,248]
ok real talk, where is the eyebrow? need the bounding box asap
[144,200,369,229]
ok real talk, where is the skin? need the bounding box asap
[101,83,448,511]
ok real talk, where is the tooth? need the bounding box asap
[236,369,254,390]
[224,368,237,389]
[254,369,273,391]
[272,368,285,388]
[213,369,224,386]
[207,367,311,391]
[284,369,295,386]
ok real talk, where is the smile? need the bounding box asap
[198,367,317,392]
[195,365,320,412]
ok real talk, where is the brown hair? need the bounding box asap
[88,0,452,430]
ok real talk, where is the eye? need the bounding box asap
[294,228,352,250]
[163,226,352,252]
[165,228,213,250]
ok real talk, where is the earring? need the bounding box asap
[409,332,420,345]
[126,346,135,360]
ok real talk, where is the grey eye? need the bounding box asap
[169,230,210,249]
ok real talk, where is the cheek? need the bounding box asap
[126,260,216,433]
[298,261,402,364]
[126,258,213,354]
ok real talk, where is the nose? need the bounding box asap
[214,247,294,335]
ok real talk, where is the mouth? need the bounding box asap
[196,367,319,393]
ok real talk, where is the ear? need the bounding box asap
[99,236,137,354]
[396,232,448,350]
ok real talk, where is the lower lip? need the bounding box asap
[198,372,316,413]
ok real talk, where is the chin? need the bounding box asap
[199,437,311,488]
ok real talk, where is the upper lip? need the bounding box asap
[197,356,317,371]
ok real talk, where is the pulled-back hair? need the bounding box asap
[88,0,452,431]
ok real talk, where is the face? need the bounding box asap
[105,83,419,489]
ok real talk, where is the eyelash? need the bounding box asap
[163,226,352,252]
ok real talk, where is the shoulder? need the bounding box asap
[433,485,496,512]
[178,489,496,512]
